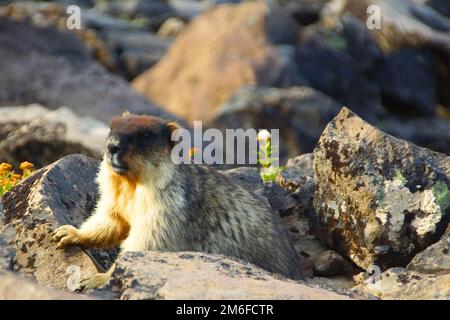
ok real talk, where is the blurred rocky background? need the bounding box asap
[0,0,449,300]
[0,0,449,166]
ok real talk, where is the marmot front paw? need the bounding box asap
[78,272,111,291]
[52,225,82,249]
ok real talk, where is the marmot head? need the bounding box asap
[106,113,179,176]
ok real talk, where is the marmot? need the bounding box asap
[53,114,303,289]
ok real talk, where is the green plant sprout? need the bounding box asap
[257,130,284,183]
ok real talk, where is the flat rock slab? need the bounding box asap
[0,270,91,300]
[406,229,450,275]
[95,251,352,300]
[0,104,108,168]
[1,154,115,290]
[353,267,450,300]
[313,107,450,270]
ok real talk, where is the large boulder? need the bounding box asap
[0,17,176,124]
[93,251,351,300]
[1,154,115,290]
[374,48,438,116]
[99,29,172,80]
[377,116,450,156]
[335,0,450,55]
[132,1,304,123]
[210,86,341,162]
[295,14,384,120]
[313,107,450,270]
[0,104,108,168]
[0,2,118,76]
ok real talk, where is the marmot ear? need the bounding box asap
[167,121,180,133]
[122,111,130,117]
[166,121,181,146]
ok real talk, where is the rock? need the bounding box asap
[337,0,450,56]
[80,8,140,31]
[157,16,186,38]
[406,229,450,274]
[95,0,175,31]
[1,154,116,290]
[322,1,450,112]
[295,15,384,120]
[55,0,94,9]
[374,48,438,116]
[0,270,91,299]
[0,202,3,227]
[411,1,450,32]
[313,250,347,277]
[0,2,120,72]
[284,0,329,26]
[0,0,183,81]
[427,0,450,17]
[208,0,242,4]
[308,277,375,298]
[0,17,176,124]
[278,154,316,217]
[0,200,14,272]
[210,86,341,162]
[132,1,303,123]
[274,154,335,280]
[353,226,449,299]
[223,167,289,215]
[0,104,108,168]
[0,1,176,80]
[378,116,450,156]
[170,0,208,20]
[313,107,450,270]
[286,153,314,175]
[436,53,450,112]
[93,251,352,299]
[99,29,172,80]
[0,222,14,271]
[353,267,450,299]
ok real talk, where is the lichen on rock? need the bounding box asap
[313,107,450,270]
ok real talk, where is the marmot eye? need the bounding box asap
[141,131,153,138]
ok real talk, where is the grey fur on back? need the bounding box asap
[151,163,303,280]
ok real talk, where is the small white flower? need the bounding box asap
[257,129,271,142]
